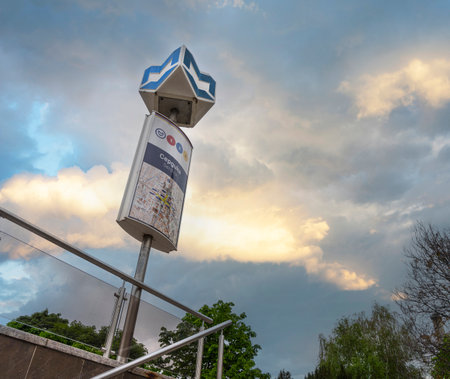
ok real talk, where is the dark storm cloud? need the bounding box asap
[344,167,416,204]
[190,140,274,192]
[272,116,431,205]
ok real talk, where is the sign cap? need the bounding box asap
[139,46,216,128]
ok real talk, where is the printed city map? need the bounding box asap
[129,162,184,245]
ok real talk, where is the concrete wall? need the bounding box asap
[0,325,172,379]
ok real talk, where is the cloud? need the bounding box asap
[339,58,450,118]
[26,102,75,176]
[215,0,259,12]
[0,39,381,291]
[180,183,325,262]
[0,164,375,290]
[0,20,391,292]
[189,140,274,192]
[302,259,377,291]
[0,164,130,250]
[179,181,375,290]
[0,231,36,260]
[177,0,260,12]
[0,259,38,314]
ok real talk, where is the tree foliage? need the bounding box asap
[431,334,450,378]
[306,303,422,378]
[277,369,292,378]
[155,300,270,378]
[7,309,147,359]
[394,222,450,366]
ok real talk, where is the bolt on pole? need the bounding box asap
[117,235,153,363]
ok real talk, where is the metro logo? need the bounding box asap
[155,128,189,162]
[155,128,166,139]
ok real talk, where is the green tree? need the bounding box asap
[306,303,423,378]
[156,300,270,378]
[304,364,334,379]
[277,369,292,378]
[431,334,450,378]
[7,309,147,359]
[110,329,147,360]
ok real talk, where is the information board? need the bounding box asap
[117,112,192,252]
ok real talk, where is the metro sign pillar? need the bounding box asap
[116,46,215,362]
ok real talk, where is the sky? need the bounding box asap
[1,0,450,377]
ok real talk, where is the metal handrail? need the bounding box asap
[0,206,213,324]
[91,320,232,379]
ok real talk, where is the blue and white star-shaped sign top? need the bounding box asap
[139,46,216,128]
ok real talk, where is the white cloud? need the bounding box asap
[339,58,450,118]
[216,0,259,11]
[180,182,376,290]
[0,163,130,250]
[0,260,30,281]
[303,259,377,291]
[0,164,375,291]
[169,0,260,12]
[180,183,326,263]
[0,233,36,260]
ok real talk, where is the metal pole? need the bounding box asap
[217,330,224,379]
[117,235,152,363]
[194,322,205,379]
[103,283,127,358]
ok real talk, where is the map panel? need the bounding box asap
[129,162,184,245]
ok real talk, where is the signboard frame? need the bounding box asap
[117,111,193,253]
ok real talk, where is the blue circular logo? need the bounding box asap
[155,128,166,139]
[176,142,183,154]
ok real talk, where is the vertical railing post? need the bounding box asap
[103,283,127,358]
[217,330,224,379]
[194,322,205,379]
